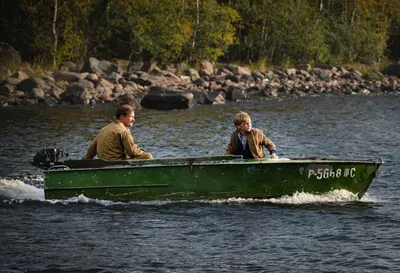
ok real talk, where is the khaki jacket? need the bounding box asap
[82,120,144,160]
[225,128,276,159]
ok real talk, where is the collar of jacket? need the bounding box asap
[114,119,125,127]
[234,128,255,146]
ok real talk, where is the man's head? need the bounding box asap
[233,111,252,133]
[116,104,135,127]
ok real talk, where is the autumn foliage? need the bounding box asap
[0,0,399,67]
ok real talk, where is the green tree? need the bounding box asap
[186,0,240,62]
[103,0,193,63]
[317,0,398,64]
[222,0,328,65]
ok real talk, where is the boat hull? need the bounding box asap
[44,158,382,201]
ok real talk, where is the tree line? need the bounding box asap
[1,0,399,68]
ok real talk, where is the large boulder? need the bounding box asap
[199,60,214,78]
[80,57,122,80]
[141,86,194,110]
[61,79,96,105]
[16,78,50,96]
[0,43,21,82]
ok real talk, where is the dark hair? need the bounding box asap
[116,104,134,119]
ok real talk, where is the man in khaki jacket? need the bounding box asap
[225,111,278,159]
[83,104,153,161]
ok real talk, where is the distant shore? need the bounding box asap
[1,58,399,110]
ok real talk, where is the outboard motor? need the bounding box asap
[31,148,69,170]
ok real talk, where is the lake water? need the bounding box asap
[1,94,400,272]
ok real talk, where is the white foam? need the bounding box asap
[48,190,375,206]
[46,194,124,206]
[50,195,189,206]
[0,178,45,201]
[360,192,378,203]
[266,190,360,204]
[204,189,375,205]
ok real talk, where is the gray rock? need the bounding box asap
[53,71,82,82]
[131,76,152,87]
[17,78,50,94]
[40,95,58,107]
[192,78,210,88]
[27,88,45,99]
[80,57,122,80]
[184,68,200,81]
[226,86,247,101]
[246,86,263,98]
[2,77,20,85]
[217,67,234,76]
[286,68,297,77]
[62,79,96,105]
[0,84,14,97]
[195,90,225,105]
[312,68,332,80]
[116,93,142,110]
[141,86,194,110]
[233,65,251,75]
[225,75,240,83]
[251,70,264,81]
[148,63,163,76]
[199,60,214,77]
[240,74,254,82]
[14,71,29,81]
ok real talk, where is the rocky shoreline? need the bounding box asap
[1,57,400,110]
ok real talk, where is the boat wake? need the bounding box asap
[0,177,377,205]
[0,178,45,202]
[204,190,377,205]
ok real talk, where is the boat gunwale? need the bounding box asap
[44,158,382,173]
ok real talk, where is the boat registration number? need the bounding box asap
[307,168,356,179]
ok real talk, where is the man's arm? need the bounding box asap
[121,130,144,158]
[82,137,98,160]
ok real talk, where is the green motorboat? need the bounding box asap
[31,149,383,202]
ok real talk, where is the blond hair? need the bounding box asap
[233,111,251,126]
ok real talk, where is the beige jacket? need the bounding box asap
[225,128,276,159]
[83,120,144,160]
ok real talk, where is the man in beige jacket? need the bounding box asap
[225,111,278,159]
[83,104,153,161]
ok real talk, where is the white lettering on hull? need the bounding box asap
[307,168,356,179]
